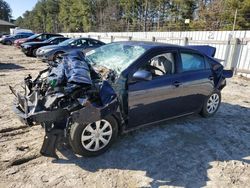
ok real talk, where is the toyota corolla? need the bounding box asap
[10,41,233,158]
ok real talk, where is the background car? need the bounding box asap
[14,33,63,48]
[21,36,69,57]
[0,34,9,43]
[1,32,34,45]
[36,37,105,61]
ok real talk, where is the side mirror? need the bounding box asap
[132,70,152,82]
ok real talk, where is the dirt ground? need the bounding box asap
[0,44,250,188]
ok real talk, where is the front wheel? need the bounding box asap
[69,116,118,157]
[32,48,38,57]
[200,91,221,117]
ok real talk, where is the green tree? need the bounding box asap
[0,0,11,21]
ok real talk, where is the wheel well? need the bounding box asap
[111,113,124,135]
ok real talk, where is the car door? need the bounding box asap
[178,50,214,113]
[127,50,184,128]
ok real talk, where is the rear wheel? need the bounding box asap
[201,91,221,117]
[69,116,118,157]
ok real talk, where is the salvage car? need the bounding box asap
[14,33,63,48]
[36,37,105,61]
[1,32,34,45]
[10,41,233,158]
[21,36,69,57]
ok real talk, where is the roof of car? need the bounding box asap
[112,41,182,49]
[112,41,215,55]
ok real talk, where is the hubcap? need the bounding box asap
[81,120,112,151]
[207,93,220,114]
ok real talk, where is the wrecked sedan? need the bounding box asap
[10,41,233,158]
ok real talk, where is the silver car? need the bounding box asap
[36,37,105,61]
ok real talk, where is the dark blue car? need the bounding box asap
[1,32,34,45]
[11,41,232,158]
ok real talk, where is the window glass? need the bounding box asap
[180,53,205,72]
[140,53,175,77]
[70,39,87,47]
[86,43,146,74]
[89,40,102,47]
[36,35,43,40]
[50,39,58,44]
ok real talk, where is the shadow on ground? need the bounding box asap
[54,102,250,187]
[0,63,24,70]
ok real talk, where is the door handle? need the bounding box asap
[173,81,182,87]
[208,75,214,80]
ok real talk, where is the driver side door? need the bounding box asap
[127,50,184,128]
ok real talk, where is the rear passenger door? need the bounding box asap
[178,50,214,113]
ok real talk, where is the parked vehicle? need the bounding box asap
[21,37,69,57]
[10,28,33,35]
[10,42,233,158]
[14,33,63,48]
[1,32,34,45]
[0,34,9,42]
[0,33,9,38]
[36,37,105,61]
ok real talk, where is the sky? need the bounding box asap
[5,0,38,19]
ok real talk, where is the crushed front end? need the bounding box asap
[10,51,119,159]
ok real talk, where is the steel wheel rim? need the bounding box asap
[207,93,220,114]
[81,119,112,151]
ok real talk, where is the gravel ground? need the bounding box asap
[0,44,250,188]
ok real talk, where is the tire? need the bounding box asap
[69,116,118,157]
[32,48,38,57]
[200,90,221,117]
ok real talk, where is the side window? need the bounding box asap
[80,39,88,47]
[43,35,49,40]
[50,39,58,44]
[140,52,175,77]
[180,52,205,72]
[89,40,102,47]
[36,35,43,40]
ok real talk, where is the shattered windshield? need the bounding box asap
[85,43,146,74]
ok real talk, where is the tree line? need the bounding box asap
[10,0,250,33]
[0,0,11,21]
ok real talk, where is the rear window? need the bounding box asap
[180,52,205,72]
